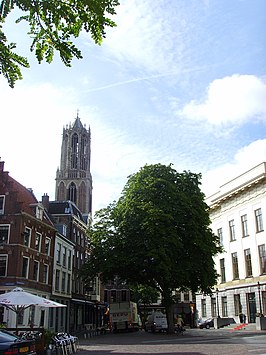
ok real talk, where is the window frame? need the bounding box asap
[43,264,49,284]
[24,227,31,247]
[217,228,223,246]
[258,244,266,275]
[255,208,264,233]
[201,299,207,317]
[244,248,253,277]
[231,252,239,279]
[0,195,5,215]
[33,260,40,281]
[56,243,61,264]
[229,219,236,241]
[35,232,42,252]
[220,258,226,283]
[55,270,60,291]
[45,237,51,256]
[221,296,228,317]
[0,254,8,276]
[22,257,29,278]
[241,214,249,237]
[0,225,10,244]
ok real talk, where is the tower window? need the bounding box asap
[68,182,77,204]
[71,133,79,169]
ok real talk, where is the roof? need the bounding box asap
[0,173,54,226]
[48,200,85,222]
[73,116,84,130]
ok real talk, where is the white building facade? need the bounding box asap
[196,162,266,324]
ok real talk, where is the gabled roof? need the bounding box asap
[0,170,54,226]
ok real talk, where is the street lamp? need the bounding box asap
[216,288,220,318]
[258,282,262,316]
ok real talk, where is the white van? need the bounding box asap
[145,311,168,332]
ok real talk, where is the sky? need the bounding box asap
[1,0,266,214]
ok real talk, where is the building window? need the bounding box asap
[184,292,190,302]
[62,272,66,292]
[121,290,127,302]
[241,214,248,237]
[62,247,67,267]
[217,228,223,246]
[22,257,29,278]
[56,243,61,264]
[43,264,48,284]
[244,248,253,277]
[68,250,72,270]
[220,258,226,283]
[24,227,31,247]
[67,274,71,294]
[35,233,41,251]
[0,255,7,276]
[55,270,60,291]
[175,291,181,302]
[258,244,266,275]
[111,290,117,303]
[45,237,51,255]
[232,252,239,279]
[211,297,217,317]
[234,294,241,316]
[33,261,39,281]
[255,208,264,233]
[68,182,77,204]
[229,220,236,241]
[201,299,207,317]
[36,206,43,220]
[0,225,9,244]
[0,196,5,215]
[221,296,228,317]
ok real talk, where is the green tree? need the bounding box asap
[0,0,119,87]
[81,164,221,333]
[130,284,159,306]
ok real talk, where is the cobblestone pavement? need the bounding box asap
[75,328,266,355]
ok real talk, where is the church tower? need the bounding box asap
[55,113,92,219]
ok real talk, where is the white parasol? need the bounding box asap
[0,287,66,332]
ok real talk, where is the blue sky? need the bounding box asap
[1,0,266,213]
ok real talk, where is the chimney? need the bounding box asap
[42,193,50,210]
[0,159,5,173]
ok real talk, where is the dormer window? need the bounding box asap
[0,195,5,215]
[36,205,43,220]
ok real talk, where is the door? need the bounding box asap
[247,293,257,323]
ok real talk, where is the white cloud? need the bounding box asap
[180,75,266,125]
[201,139,266,197]
[102,0,188,75]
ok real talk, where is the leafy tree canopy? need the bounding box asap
[81,163,221,332]
[130,284,160,306]
[0,0,119,87]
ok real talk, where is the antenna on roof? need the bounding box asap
[77,109,79,118]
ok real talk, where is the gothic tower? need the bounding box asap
[55,113,92,219]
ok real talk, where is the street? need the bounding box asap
[76,328,266,355]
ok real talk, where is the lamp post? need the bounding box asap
[258,282,262,316]
[216,288,220,318]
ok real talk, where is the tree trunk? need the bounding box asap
[162,291,175,334]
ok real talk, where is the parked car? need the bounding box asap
[198,318,214,329]
[0,329,37,355]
